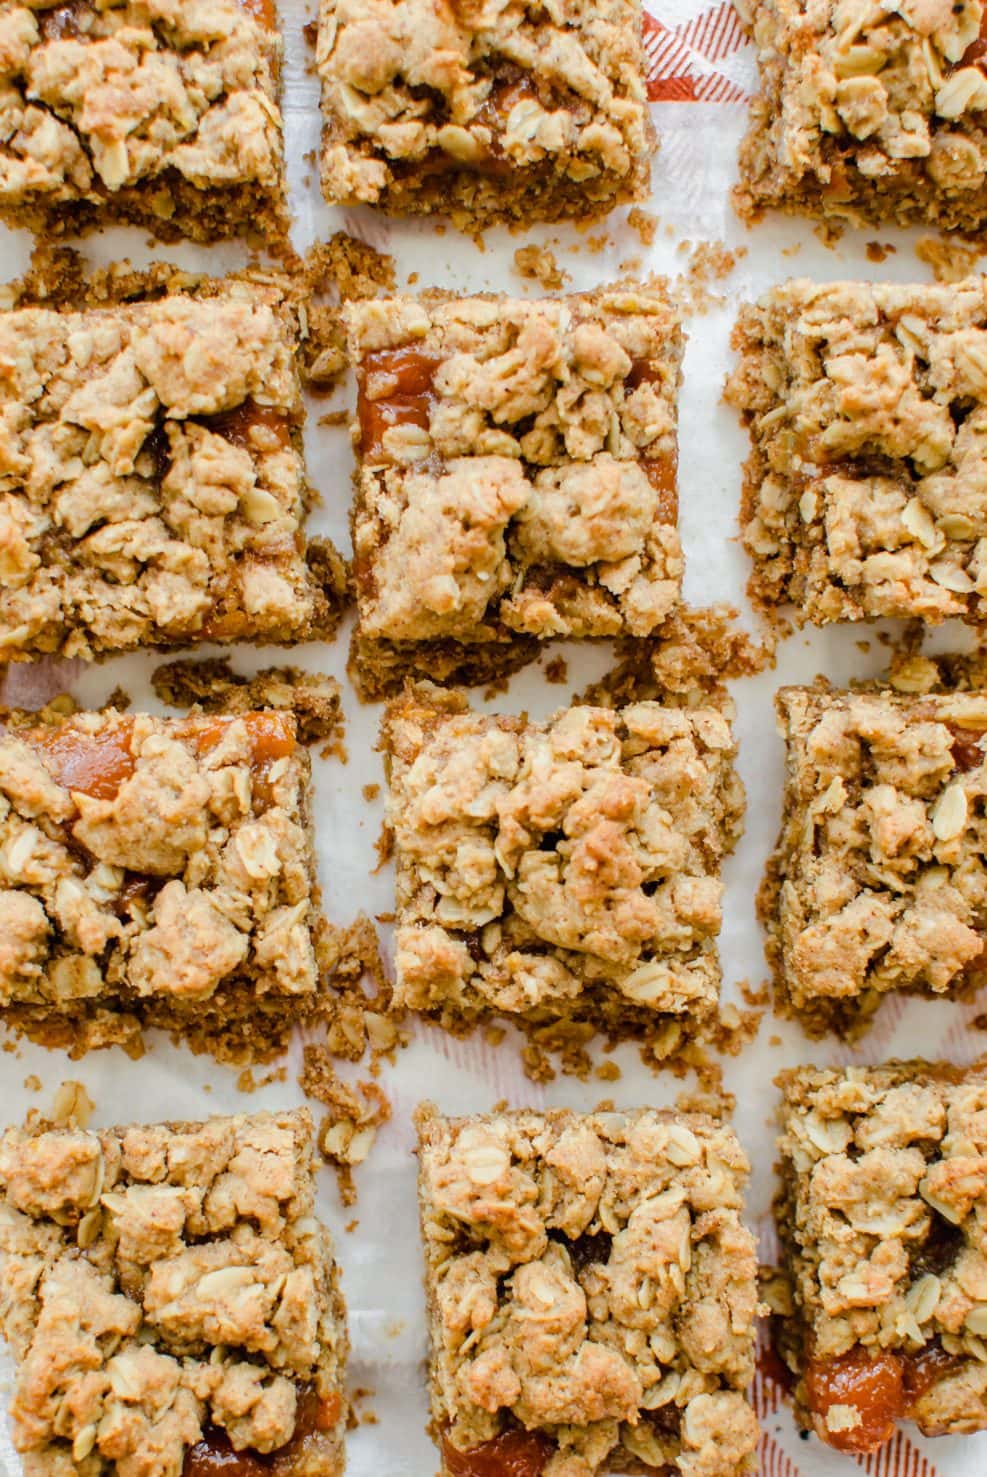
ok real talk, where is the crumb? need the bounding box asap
[345,1218,359,1233]
[151,658,345,749]
[483,1024,507,1047]
[374,821,394,873]
[781,242,802,258]
[675,1082,731,1118]
[595,1061,621,1082]
[303,18,317,44]
[769,1034,782,1047]
[856,640,870,653]
[865,241,896,263]
[314,914,403,1069]
[362,783,381,802]
[916,234,984,283]
[674,240,748,317]
[50,1081,94,1129]
[385,1320,405,1339]
[317,409,349,427]
[627,206,657,247]
[543,655,568,685]
[813,219,844,248]
[104,685,131,711]
[593,1098,616,1113]
[301,1045,392,1205]
[407,272,419,285]
[22,1075,40,1092]
[585,233,609,253]
[512,244,569,291]
[237,1068,257,1094]
[740,979,770,1008]
[619,255,643,275]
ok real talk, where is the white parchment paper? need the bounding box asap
[2,2,987,1473]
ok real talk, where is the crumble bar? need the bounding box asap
[0,0,288,243]
[316,0,654,229]
[727,277,987,624]
[383,688,743,1068]
[416,1103,760,1477]
[764,685,987,1037]
[0,280,346,662]
[0,704,330,1060]
[345,287,683,699]
[775,1060,987,1454]
[735,0,987,233]
[0,1107,347,1475]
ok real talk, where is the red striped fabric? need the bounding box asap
[642,2,751,103]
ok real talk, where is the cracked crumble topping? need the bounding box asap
[416,1103,760,1477]
[0,705,329,1060]
[0,1108,347,1476]
[776,1061,987,1453]
[316,0,654,230]
[0,0,287,243]
[727,277,987,625]
[383,688,743,1070]
[344,286,684,699]
[0,282,346,662]
[735,0,987,233]
[764,685,987,1037]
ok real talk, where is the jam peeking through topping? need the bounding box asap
[21,711,295,803]
[804,1343,959,1454]
[357,347,439,463]
[441,1429,554,1477]
[948,723,986,773]
[205,399,293,453]
[183,1390,341,1476]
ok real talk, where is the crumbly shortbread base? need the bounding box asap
[735,0,987,233]
[727,278,987,625]
[0,1109,347,1475]
[383,688,743,1067]
[416,1104,760,1476]
[763,685,987,1037]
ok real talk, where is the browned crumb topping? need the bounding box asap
[152,659,344,749]
[317,0,655,229]
[728,278,987,625]
[512,244,570,292]
[776,1061,987,1449]
[736,0,987,234]
[0,0,288,245]
[416,1103,760,1474]
[383,686,744,1076]
[345,285,684,699]
[764,685,987,1036]
[916,234,986,283]
[0,1109,348,1476]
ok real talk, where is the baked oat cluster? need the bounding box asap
[345,287,683,697]
[384,690,742,1064]
[736,0,987,232]
[0,0,286,242]
[0,1108,347,1476]
[416,1104,760,1477]
[728,277,987,625]
[317,0,654,228]
[765,686,987,1036]
[0,706,323,1057]
[0,285,338,661]
[776,1062,987,1453]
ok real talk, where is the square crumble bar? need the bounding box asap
[0,279,347,662]
[764,685,987,1037]
[0,705,330,1061]
[727,277,987,625]
[0,0,288,243]
[345,287,683,699]
[775,1060,987,1455]
[735,0,987,233]
[316,0,654,229]
[0,1108,347,1476]
[416,1103,760,1477]
[383,689,743,1069]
